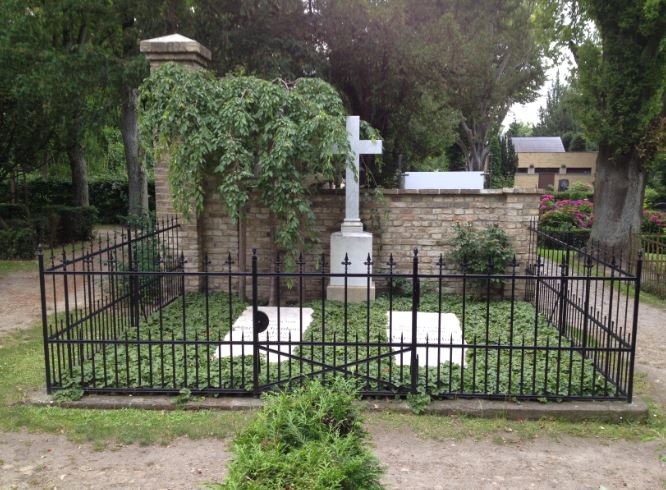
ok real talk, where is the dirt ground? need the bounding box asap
[370,425,664,490]
[1,260,665,489]
[0,428,663,489]
[0,432,231,490]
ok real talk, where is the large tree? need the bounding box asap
[552,0,666,249]
[417,0,546,171]
[0,1,123,206]
[108,0,190,218]
[0,5,53,192]
[191,0,320,80]
[312,0,459,181]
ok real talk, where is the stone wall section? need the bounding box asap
[183,185,541,298]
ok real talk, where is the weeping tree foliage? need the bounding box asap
[139,63,354,263]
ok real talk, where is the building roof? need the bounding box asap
[511,137,565,153]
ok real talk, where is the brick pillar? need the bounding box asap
[140,34,212,290]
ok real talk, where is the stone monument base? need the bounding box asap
[326,226,375,303]
[326,284,376,302]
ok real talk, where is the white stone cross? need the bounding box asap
[338,116,382,232]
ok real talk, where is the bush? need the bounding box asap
[2,178,155,224]
[0,226,36,259]
[449,223,514,277]
[641,210,666,234]
[32,205,98,244]
[538,227,591,249]
[552,181,593,201]
[539,195,593,230]
[568,133,587,152]
[0,203,29,223]
[216,379,384,490]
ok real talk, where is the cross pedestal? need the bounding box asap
[327,116,382,303]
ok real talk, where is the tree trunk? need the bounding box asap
[67,140,89,207]
[459,120,490,172]
[590,144,645,251]
[466,142,488,172]
[121,87,148,219]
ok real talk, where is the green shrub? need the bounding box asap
[32,205,98,244]
[538,227,591,249]
[1,178,155,224]
[216,379,384,490]
[449,223,514,277]
[552,181,593,200]
[0,227,36,259]
[0,203,29,224]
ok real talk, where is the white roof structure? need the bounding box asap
[511,137,565,153]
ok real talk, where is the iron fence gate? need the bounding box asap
[39,218,643,401]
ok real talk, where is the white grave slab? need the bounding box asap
[386,312,467,367]
[215,307,314,363]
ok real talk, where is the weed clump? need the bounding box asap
[215,379,384,489]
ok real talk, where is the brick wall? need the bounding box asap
[163,176,541,297]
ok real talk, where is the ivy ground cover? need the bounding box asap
[62,291,615,399]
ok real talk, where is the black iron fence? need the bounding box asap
[632,234,666,298]
[39,218,643,402]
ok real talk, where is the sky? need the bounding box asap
[503,55,575,128]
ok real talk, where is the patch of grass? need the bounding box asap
[0,260,36,277]
[212,379,384,489]
[0,322,664,448]
[372,403,666,444]
[538,247,666,308]
[0,325,251,447]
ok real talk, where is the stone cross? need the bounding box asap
[327,116,382,303]
[338,116,382,232]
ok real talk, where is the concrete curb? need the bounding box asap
[23,391,648,422]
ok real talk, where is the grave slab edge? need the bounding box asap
[23,390,649,422]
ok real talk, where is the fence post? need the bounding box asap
[251,249,260,395]
[38,246,52,393]
[557,249,570,335]
[126,226,140,332]
[410,248,419,393]
[627,251,643,403]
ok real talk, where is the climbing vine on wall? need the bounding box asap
[139,63,355,260]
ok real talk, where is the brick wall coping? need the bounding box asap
[314,188,542,196]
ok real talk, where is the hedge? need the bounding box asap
[0,202,98,258]
[1,178,155,224]
[538,227,591,249]
[33,205,98,244]
[0,226,36,260]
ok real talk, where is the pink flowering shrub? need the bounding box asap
[642,210,666,234]
[541,194,665,234]
[540,195,594,230]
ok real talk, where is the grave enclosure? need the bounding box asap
[143,34,541,299]
[35,34,643,403]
